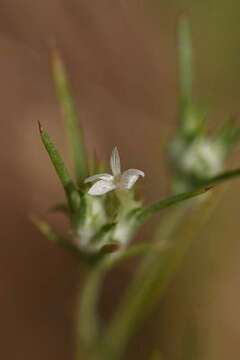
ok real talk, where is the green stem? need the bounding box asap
[76,263,105,359]
[76,244,156,359]
[100,188,225,359]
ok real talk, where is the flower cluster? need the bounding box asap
[169,111,240,193]
[74,147,144,253]
[36,122,146,259]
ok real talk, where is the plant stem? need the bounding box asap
[99,188,225,359]
[75,244,155,359]
[75,263,104,359]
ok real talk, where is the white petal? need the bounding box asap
[110,146,121,176]
[120,169,145,189]
[88,180,116,196]
[84,173,113,183]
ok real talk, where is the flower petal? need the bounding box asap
[120,169,145,189]
[88,180,116,196]
[84,173,113,183]
[110,146,121,176]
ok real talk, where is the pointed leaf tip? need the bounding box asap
[50,46,62,68]
[38,123,80,211]
[135,167,240,227]
[38,121,43,134]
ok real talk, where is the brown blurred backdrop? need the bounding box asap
[1,1,240,359]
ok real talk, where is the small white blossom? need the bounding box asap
[85,147,145,196]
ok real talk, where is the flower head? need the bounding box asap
[181,138,224,178]
[85,147,144,196]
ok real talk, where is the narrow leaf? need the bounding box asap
[178,16,193,105]
[216,117,240,151]
[51,49,87,183]
[91,223,116,243]
[137,167,240,226]
[49,202,70,216]
[38,122,80,212]
[31,216,83,258]
[104,243,165,269]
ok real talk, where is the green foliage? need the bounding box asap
[77,242,164,358]
[31,216,83,259]
[170,18,240,193]
[137,167,240,226]
[178,16,193,110]
[51,49,88,183]
[99,188,224,359]
[49,202,70,215]
[34,19,240,360]
[38,121,80,212]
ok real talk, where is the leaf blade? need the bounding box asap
[31,216,82,258]
[137,167,240,225]
[178,16,193,106]
[38,122,80,212]
[51,49,88,183]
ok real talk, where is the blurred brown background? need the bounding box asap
[1,0,240,359]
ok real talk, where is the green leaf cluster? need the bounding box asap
[32,29,240,360]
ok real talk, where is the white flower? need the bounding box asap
[85,147,145,196]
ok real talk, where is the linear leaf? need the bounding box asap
[38,122,80,212]
[51,49,87,183]
[178,16,193,105]
[91,223,116,243]
[136,167,240,226]
[49,202,70,216]
[31,216,83,259]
